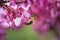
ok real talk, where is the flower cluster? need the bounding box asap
[0,0,60,40]
[29,0,60,40]
[0,0,31,40]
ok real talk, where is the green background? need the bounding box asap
[7,25,56,40]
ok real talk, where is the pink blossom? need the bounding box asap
[29,0,60,40]
[0,0,31,40]
[0,0,60,40]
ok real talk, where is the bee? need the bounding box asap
[25,15,36,25]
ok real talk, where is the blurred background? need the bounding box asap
[6,25,56,40]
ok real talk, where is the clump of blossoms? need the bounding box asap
[28,0,60,40]
[0,0,31,40]
[0,0,60,40]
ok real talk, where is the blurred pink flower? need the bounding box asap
[29,0,60,40]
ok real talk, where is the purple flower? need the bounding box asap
[0,0,60,40]
[0,0,31,40]
[29,0,60,39]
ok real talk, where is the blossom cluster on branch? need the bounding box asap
[0,0,60,40]
[0,0,31,40]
